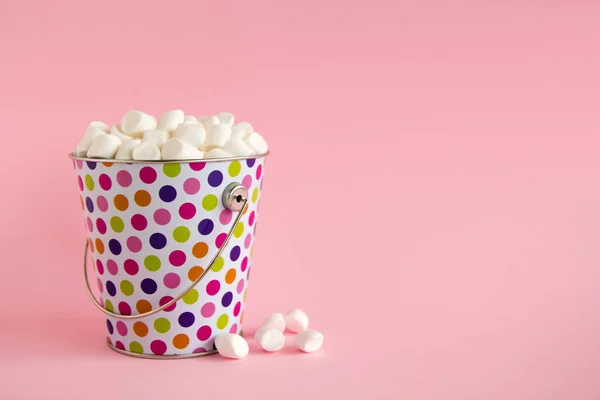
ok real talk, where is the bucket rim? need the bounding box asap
[69,151,269,164]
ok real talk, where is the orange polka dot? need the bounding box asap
[88,238,94,253]
[134,190,151,207]
[188,266,204,281]
[102,162,114,167]
[192,242,208,258]
[136,299,151,314]
[225,268,236,284]
[114,194,129,211]
[242,205,249,215]
[240,311,244,324]
[95,238,104,254]
[173,334,190,349]
[80,196,84,210]
[107,337,112,345]
[133,321,148,337]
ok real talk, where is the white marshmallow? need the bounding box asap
[89,121,110,132]
[254,327,285,352]
[231,122,253,140]
[285,309,309,333]
[114,139,141,160]
[120,110,157,137]
[76,124,107,156]
[157,109,184,132]
[110,125,133,141]
[222,138,255,157]
[294,330,323,353]
[142,129,169,149]
[205,148,233,159]
[87,134,121,159]
[214,334,249,359]
[132,142,161,160]
[246,132,269,155]
[198,115,220,130]
[203,124,231,151]
[162,137,205,160]
[173,122,206,148]
[184,115,199,123]
[216,111,234,127]
[262,313,286,332]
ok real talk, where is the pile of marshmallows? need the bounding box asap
[215,309,324,359]
[75,110,268,160]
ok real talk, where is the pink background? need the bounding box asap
[1,0,599,399]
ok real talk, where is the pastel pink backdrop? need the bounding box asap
[1,1,599,399]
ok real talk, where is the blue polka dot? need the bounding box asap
[197,219,214,235]
[230,245,241,261]
[108,239,122,255]
[207,170,223,187]
[246,158,256,168]
[149,233,167,249]
[178,312,195,328]
[141,278,157,295]
[221,291,233,307]
[85,197,94,212]
[106,319,114,334]
[86,161,97,170]
[159,185,177,202]
[106,281,116,296]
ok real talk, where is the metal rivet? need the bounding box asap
[222,183,248,212]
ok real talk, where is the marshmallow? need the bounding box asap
[157,109,184,132]
[120,110,157,137]
[142,129,169,149]
[184,115,199,123]
[87,134,121,159]
[110,125,133,141]
[76,124,108,156]
[254,327,285,352]
[231,122,253,140]
[162,137,205,160]
[198,115,220,130]
[222,138,255,157]
[246,132,268,155]
[285,309,309,333]
[216,111,234,127]
[132,142,161,160]
[262,313,286,332]
[205,148,233,159]
[173,122,206,148]
[89,121,110,132]
[203,124,231,151]
[214,334,249,359]
[115,139,142,160]
[294,330,323,353]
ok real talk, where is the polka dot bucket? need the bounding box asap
[71,154,266,358]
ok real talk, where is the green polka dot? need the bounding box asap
[212,256,225,272]
[84,175,94,191]
[173,226,190,243]
[144,255,161,272]
[252,188,259,203]
[110,216,124,233]
[228,161,241,177]
[216,314,229,330]
[104,299,114,312]
[163,163,181,178]
[182,289,199,305]
[233,222,245,238]
[129,341,143,354]
[154,318,171,334]
[202,194,218,211]
[120,280,134,296]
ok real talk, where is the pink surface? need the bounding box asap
[1,1,599,399]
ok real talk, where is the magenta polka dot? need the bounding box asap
[179,203,196,220]
[115,341,125,350]
[248,211,255,226]
[241,257,248,272]
[201,302,216,318]
[150,340,167,355]
[96,259,104,275]
[193,347,207,354]
[77,176,83,191]
[233,301,241,317]
[99,174,112,190]
[126,236,142,253]
[116,322,128,337]
[106,259,118,275]
[189,162,205,171]
[196,325,212,341]
[244,233,252,249]
[237,279,245,294]
[159,296,176,312]
[97,278,103,293]
[215,233,227,249]
[256,164,262,179]
[206,280,220,296]
[242,175,252,189]
[169,250,186,267]
[219,209,232,225]
[97,195,108,212]
[154,208,171,225]
[124,259,139,275]
[116,170,132,187]
[139,166,157,184]
[86,217,93,233]
[229,324,238,334]
[163,273,181,289]
[118,302,131,315]
[96,218,107,234]
[183,178,200,194]
[131,214,148,231]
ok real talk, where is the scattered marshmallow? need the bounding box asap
[205,148,233,159]
[87,134,121,159]
[132,142,161,160]
[142,129,169,149]
[198,115,220,130]
[285,309,309,333]
[231,122,253,140]
[120,110,157,137]
[89,121,110,132]
[216,111,234,127]
[254,327,285,352]
[76,124,107,156]
[214,334,249,359]
[203,124,231,151]
[294,330,324,353]
[184,115,199,123]
[110,125,133,141]
[247,132,269,155]
[162,137,205,160]
[157,109,184,133]
[222,138,255,157]
[115,139,141,160]
[173,122,206,148]
[262,313,286,332]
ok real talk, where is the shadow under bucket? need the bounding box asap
[71,153,267,358]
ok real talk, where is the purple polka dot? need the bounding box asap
[179,203,196,220]
[189,162,205,171]
[154,208,171,225]
[124,259,139,275]
[108,239,121,255]
[233,301,241,316]
[256,164,262,179]
[230,245,241,261]
[244,233,252,249]
[86,217,94,232]
[242,175,252,189]
[159,185,177,202]
[141,278,157,294]
[163,273,181,289]
[206,280,220,296]
[131,214,148,231]
[96,218,107,234]
[229,324,238,334]
[85,197,94,212]
[115,341,125,350]
[97,195,108,212]
[207,170,223,187]
[201,302,216,318]
[197,219,214,235]
[169,250,186,267]
[241,257,248,272]
[184,178,200,194]
[237,279,245,294]
[106,281,116,296]
[116,321,128,337]
[107,259,118,275]
[150,340,167,355]
[150,233,167,249]
[215,233,227,249]
[96,259,104,275]
[178,312,195,328]
[159,296,176,312]
[99,174,112,190]
[246,158,255,167]
[196,325,212,341]
[221,291,233,307]
[126,236,142,253]
[118,302,132,315]
[248,211,255,226]
[106,319,114,334]
[86,161,97,170]
[116,170,132,187]
[77,176,83,191]
[219,209,232,225]
[139,166,157,184]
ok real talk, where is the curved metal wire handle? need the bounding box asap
[83,192,248,320]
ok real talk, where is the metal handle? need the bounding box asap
[83,183,249,320]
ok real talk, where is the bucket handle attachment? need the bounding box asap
[83,183,249,320]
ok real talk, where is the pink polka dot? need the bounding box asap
[189,162,205,171]
[248,211,255,226]
[126,236,142,253]
[256,164,262,179]
[154,208,171,225]
[215,233,227,249]
[86,217,93,232]
[139,166,157,184]
[241,257,248,272]
[236,279,245,294]
[179,203,196,220]
[97,195,109,212]
[118,302,131,316]
[76,160,83,169]
[233,301,241,317]
[77,176,83,191]
[97,278,103,293]
[206,280,220,296]
[244,233,252,249]
[193,347,207,354]
[106,259,118,275]
[150,340,167,355]
[201,302,215,318]
[124,259,139,275]
[169,250,186,267]
[115,341,125,350]
[98,174,112,190]
[183,178,200,194]
[196,325,212,341]
[163,273,181,289]
[229,324,238,334]
[116,170,132,187]
[242,175,252,190]
[219,209,232,225]
[159,296,177,312]
[131,214,148,231]
[96,259,104,275]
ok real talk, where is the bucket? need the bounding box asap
[71,153,267,358]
